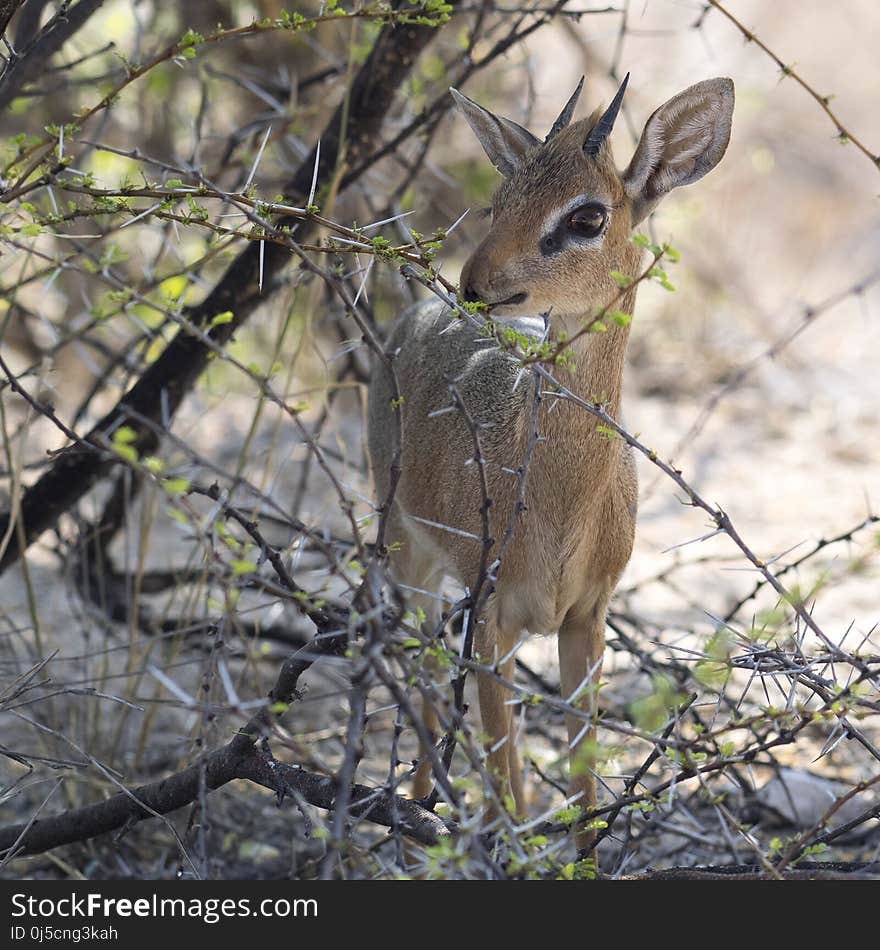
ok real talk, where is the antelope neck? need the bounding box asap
[550,288,637,420]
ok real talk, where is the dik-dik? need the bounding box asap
[368,75,734,846]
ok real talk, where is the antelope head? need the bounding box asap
[452,75,734,324]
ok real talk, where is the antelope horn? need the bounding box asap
[583,72,629,156]
[545,76,585,142]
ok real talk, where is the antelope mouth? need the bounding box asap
[488,292,527,309]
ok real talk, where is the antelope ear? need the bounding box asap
[624,78,734,226]
[450,87,540,177]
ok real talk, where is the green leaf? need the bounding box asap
[230,559,258,575]
[798,843,829,861]
[179,28,204,48]
[166,506,189,525]
[629,674,687,732]
[553,805,583,826]
[112,425,137,445]
[112,443,138,464]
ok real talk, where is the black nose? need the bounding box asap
[462,284,479,303]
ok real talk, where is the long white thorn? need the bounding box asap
[445,206,469,235]
[242,125,272,191]
[352,257,374,308]
[361,210,416,232]
[308,140,321,208]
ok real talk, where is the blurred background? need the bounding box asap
[0,0,877,878]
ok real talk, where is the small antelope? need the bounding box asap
[368,75,734,846]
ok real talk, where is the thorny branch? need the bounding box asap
[702,0,880,171]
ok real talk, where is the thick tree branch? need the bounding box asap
[0,0,26,37]
[0,9,450,573]
[0,744,448,859]
[13,0,49,49]
[0,0,106,110]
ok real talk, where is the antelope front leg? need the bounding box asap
[475,618,525,819]
[558,598,608,853]
[412,651,440,801]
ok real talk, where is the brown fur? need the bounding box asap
[367,78,733,852]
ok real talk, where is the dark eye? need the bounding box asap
[567,205,606,239]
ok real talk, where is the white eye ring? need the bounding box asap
[540,197,610,255]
